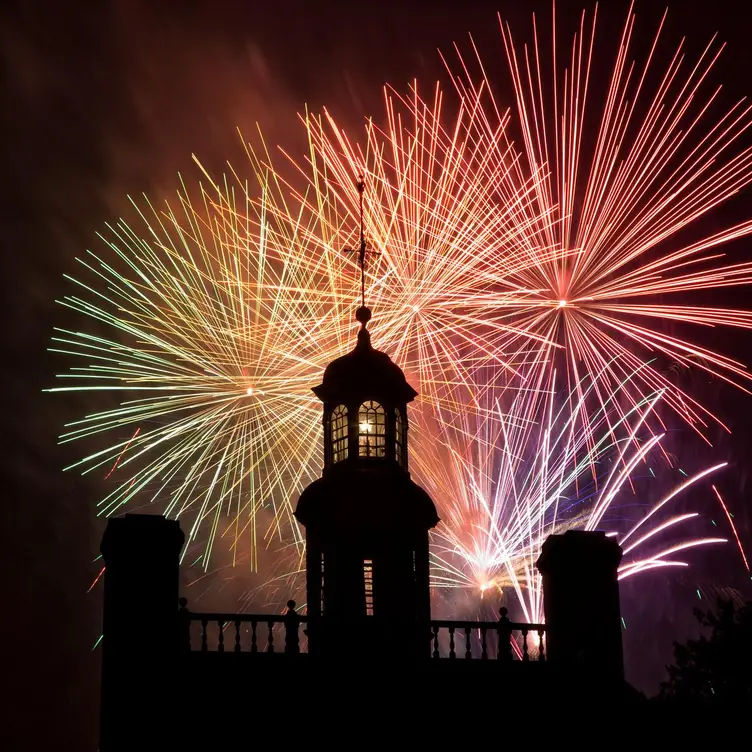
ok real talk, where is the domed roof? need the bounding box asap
[295,467,439,532]
[312,306,418,405]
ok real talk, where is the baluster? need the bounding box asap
[464,626,472,660]
[234,620,241,653]
[178,598,191,652]
[432,625,440,659]
[498,607,512,662]
[481,627,488,660]
[217,620,225,653]
[521,628,529,662]
[448,626,456,659]
[284,600,300,654]
[200,619,208,653]
[267,619,275,653]
[538,629,545,662]
[250,620,258,654]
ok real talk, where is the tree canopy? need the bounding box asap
[659,598,752,702]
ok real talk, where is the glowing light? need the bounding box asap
[557,300,567,308]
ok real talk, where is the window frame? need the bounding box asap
[395,406,406,467]
[331,404,349,464]
[357,400,386,458]
[363,558,374,616]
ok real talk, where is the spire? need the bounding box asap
[343,174,380,310]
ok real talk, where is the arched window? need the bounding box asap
[395,407,406,467]
[331,405,348,463]
[358,401,386,458]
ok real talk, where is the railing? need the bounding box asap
[430,608,546,661]
[180,598,308,655]
[179,600,545,661]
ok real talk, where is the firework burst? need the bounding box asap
[441,3,752,439]
[422,365,727,623]
[48,178,332,569]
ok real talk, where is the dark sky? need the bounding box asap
[2,1,752,748]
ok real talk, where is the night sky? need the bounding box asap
[2,1,752,748]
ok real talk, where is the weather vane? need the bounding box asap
[343,174,379,309]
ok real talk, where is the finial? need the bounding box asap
[355,306,372,350]
[355,305,372,328]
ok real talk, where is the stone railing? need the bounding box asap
[430,607,546,661]
[180,598,307,654]
[180,600,545,661]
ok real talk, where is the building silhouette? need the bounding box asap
[296,304,438,660]
[98,307,638,750]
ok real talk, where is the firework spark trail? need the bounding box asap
[421,364,727,623]
[104,427,140,479]
[87,566,106,594]
[712,484,750,571]
[440,3,752,441]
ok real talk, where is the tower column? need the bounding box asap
[99,514,184,751]
[536,530,624,682]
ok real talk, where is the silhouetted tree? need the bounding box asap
[659,599,752,702]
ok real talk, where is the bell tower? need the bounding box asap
[295,305,439,658]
